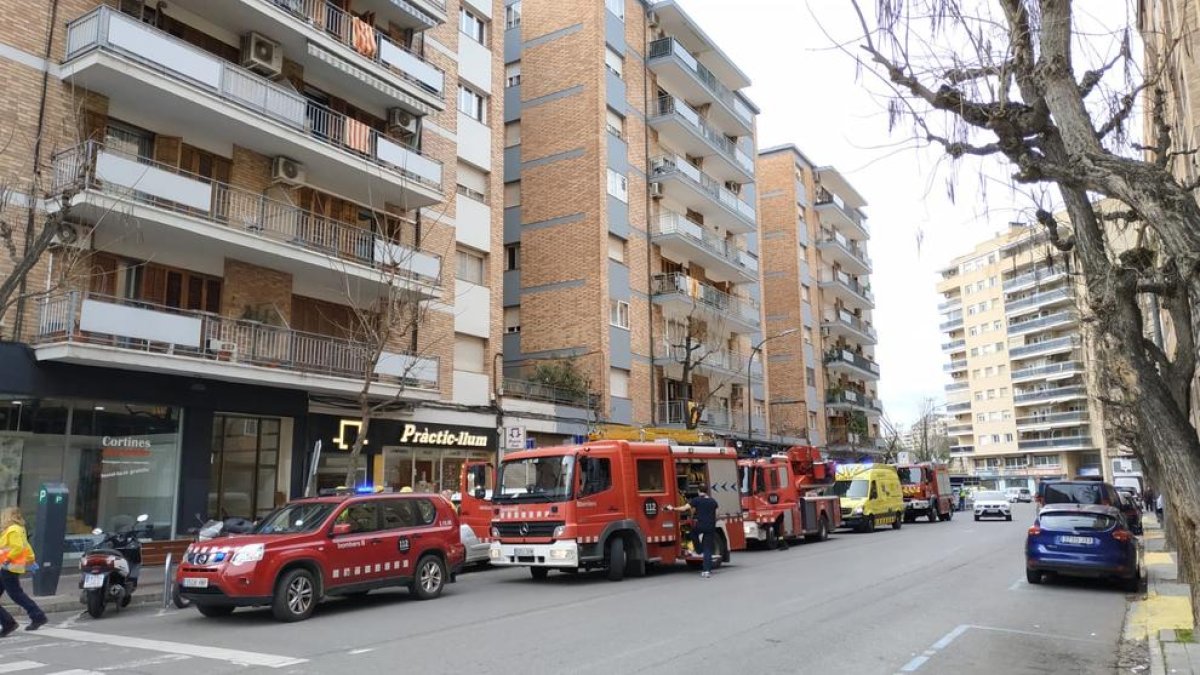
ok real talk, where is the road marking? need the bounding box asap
[98,654,190,671]
[931,624,970,650]
[896,623,1105,673]
[34,628,306,669]
[899,655,929,672]
[347,648,374,655]
[969,624,1106,644]
[0,662,46,673]
[1008,578,1025,591]
[45,670,102,675]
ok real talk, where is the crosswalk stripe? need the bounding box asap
[46,670,103,675]
[34,628,306,669]
[0,662,45,673]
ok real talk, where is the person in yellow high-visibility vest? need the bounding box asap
[0,507,46,637]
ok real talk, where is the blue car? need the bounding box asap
[1026,504,1142,592]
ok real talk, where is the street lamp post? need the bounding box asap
[747,329,798,443]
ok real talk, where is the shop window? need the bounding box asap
[636,459,666,493]
[209,415,283,520]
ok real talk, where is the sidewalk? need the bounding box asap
[0,564,168,617]
[1125,515,1198,674]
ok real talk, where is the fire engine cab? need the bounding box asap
[895,462,955,523]
[739,446,842,548]
[467,441,746,581]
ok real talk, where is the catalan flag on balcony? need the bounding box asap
[345,117,372,155]
[352,17,378,60]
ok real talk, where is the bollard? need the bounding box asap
[162,553,173,608]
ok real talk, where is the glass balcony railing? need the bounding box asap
[1009,336,1082,359]
[942,339,966,351]
[651,212,757,275]
[825,389,883,412]
[647,37,753,126]
[1005,267,1068,290]
[943,360,968,372]
[650,156,756,226]
[1016,411,1090,427]
[947,401,971,412]
[1017,435,1093,450]
[1005,287,1071,314]
[1011,361,1083,381]
[651,95,755,176]
[1007,310,1079,335]
[1013,385,1087,404]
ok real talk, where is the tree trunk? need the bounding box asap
[344,402,372,488]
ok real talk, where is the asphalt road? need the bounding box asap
[0,503,1131,674]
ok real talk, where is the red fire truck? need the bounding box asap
[462,441,746,581]
[739,446,842,548]
[895,462,955,523]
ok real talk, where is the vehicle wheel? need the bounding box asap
[864,515,876,533]
[195,603,235,618]
[974,515,980,522]
[171,584,191,609]
[625,551,646,578]
[1006,514,1013,522]
[809,516,829,542]
[765,525,779,550]
[928,506,939,523]
[272,568,317,622]
[946,508,953,521]
[85,591,105,619]
[529,567,550,580]
[1026,569,1042,585]
[892,512,902,530]
[1123,569,1141,593]
[411,555,447,601]
[607,538,626,582]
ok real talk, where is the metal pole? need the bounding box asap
[162,552,173,608]
[746,346,758,442]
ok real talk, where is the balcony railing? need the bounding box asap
[651,273,760,325]
[826,432,881,448]
[949,445,975,453]
[946,423,973,434]
[822,310,878,341]
[825,389,882,412]
[824,349,881,376]
[650,156,756,226]
[35,292,439,389]
[657,340,760,379]
[647,37,753,126]
[1010,336,1082,359]
[1011,361,1083,381]
[1005,287,1072,314]
[64,7,442,191]
[1007,310,1079,335]
[1013,385,1087,404]
[1016,411,1090,427]
[651,212,757,274]
[502,378,599,409]
[1005,267,1068,291]
[942,339,966,351]
[943,359,968,372]
[53,142,442,283]
[820,269,874,304]
[817,229,872,269]
[814,188,868,232]
[651,95,755,176]
[945,382,969,391]
[939,315,964,331]
[261,0,445,96]
[1017,436,1093,450]
[938,297,962,311]
[947,401,971,412]
[657,401,733,429]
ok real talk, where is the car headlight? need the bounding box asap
[549,548,575,561]
[489,547,501,560]
[853,506,863,515]
[491,526,500,538]
[552,526,566,538]
[231,543,265,565]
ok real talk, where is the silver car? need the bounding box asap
[974,490,1013,521]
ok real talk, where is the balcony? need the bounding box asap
[943,359,968,372]
[62,7,443,210]
[649,156,756,234]
[648,96,755,183]
[824,349,881,381]
[939,314,964,331]
[941,339,966,352]
[814,189,868,239]
[647,37,753,136]
[820,310,878,345]
[1009,336,1082,360]
[1005,267,1069,292]
[1010,361,1084,383]
[826,389,882,415]
[53,142,442,301]
[1005,287,1073,318]
[1008,310,1079,336]
[1016,411,1090,430]
[651,212,757,284]
[826,432,883,451]
[651,273,761,331]
[654,340,762,381]
[945,381,969,392]
[657,401,734,430]
[818,270,874,311]
[816,230,871,275]
[947,401,971,413]
[950,445,975,454]
[938,297,962,312]
[1013,385,1088,406]
[1017,435,1094,451]
[502,378,599,410]
[168,0,445,113]
[34,292,440,398]
[947,423,973,435]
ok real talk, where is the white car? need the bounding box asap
[974,490,1012,521]
[460,523,491,565]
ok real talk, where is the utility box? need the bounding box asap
[30,482,68,597]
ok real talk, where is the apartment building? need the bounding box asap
[756,146,881,457]
[937,225,1108,489]
[500,0,768,444]
[0,0,509,543]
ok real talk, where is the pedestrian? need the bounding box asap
[0,507,47,637]
[1144,489,1155,513]
[667,489,719,578]
[1156,493,1165,523]
[957,489,966,512]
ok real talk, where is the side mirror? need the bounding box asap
[331,522,352,537]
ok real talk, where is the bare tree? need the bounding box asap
[662,307,736,430]
[879,413,905,463]
[909,397,951,463]
[844,0,1200,617]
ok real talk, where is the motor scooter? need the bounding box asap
[79,514,150,619]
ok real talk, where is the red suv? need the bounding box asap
[176,492,466,621]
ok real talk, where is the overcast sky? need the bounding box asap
[677,0,1135,426]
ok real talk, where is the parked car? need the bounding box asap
[1012,488,1033,503]
[1026,504,1142,591]
[1037,479,1140,534]
[974,490,1012,521]
[176,491,466,622]
[1117,492,1145,535]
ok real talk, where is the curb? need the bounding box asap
[35,587,165,616]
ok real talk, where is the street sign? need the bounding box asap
[505,426,527,450]
[897,451,912,465]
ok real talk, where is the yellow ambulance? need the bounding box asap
[833,464,905,533]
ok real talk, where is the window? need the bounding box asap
[968,306,977,316]
[608,234,627,262]
[803,328,813,345]
[504,181,521,208]
[998,365,1007,375]
[610,368,630,398]
[505,1,521,29]
[579,456,612,496]
[458,85,486,122]
[504,121,521,147]
[636,459,666,493]
[989,276,997,287]
[609,299,630,328]
[505,61,521,87]
[456,249,485,285]
[605,46,624,79]
[335,502,380,534]
[504,244,520,271]
[972,369,981,379]
[801,285,811,302]
[504,306,520,333]
[1004,433,1015,443]
[975,392,983,401]
[1034,454,1059,467]
[454,334,486,373]
[999,387,1008,397]
[382,500,426,529]
[460,8,486,44]
[1002,410,1012,420]
[456,163,488,202]
[805,367,816,387]
[605,0,624,19]
[978,435,992,446]
[968,327,978,336]
[970,347,979,357]
[606,107,625,139]
[607,168,628,202]
[995,341,1005,352]
[976,413,986,422]
[993,320,1001,331]
[986,389,996,400]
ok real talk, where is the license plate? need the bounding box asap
[1058,535,1095,545]
[514,547,534,556]
[82,573,105,589]
[181,577,209,589]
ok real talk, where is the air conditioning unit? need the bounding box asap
[241,32,282,77]
[387,108,419,136]
[271,156,306,185]
[649,182,664,198]
[207,338,239,360]
[51,222,91,250]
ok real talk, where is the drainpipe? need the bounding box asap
[642,2,656,425]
